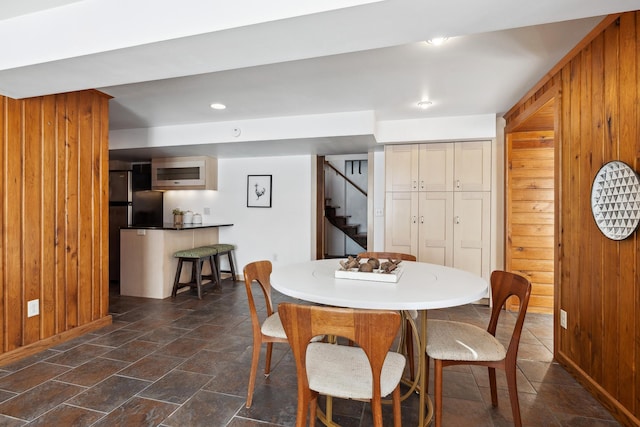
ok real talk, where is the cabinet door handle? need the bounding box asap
[412,180,418,190]
[455,215,461,224]
[456,179,461,189]
[412,216,417,224]
[420,216,424,223]
[420,180,425,190]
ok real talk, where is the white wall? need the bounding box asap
[166,155,314,274]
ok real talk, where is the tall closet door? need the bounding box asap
[453,191,491,281]
[384,192,418,255]
[418,192,453,265]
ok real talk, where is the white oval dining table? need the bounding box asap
[271,258,489,427]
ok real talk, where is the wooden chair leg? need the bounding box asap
[208,255,219,285]
[488,366,498,406]
[171,258,184,297]
[194,258,203,299]
[392,384,402,427]
[264,342,273,376]
[246,337,261,408]
[434,359,443,427]
[505,364,522,427]
[227,251,237,281]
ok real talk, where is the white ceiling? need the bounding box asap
[1,0,640,160]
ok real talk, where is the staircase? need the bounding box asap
[325,199,367,249]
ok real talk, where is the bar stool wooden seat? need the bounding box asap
[204,243,237,282]
[171,246,219,299]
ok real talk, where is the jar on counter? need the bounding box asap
[192,213,202,224]
[183,211,193,224]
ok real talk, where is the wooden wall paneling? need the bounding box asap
[41,96,56,339]
[576,40,594,380]
[65,92,79,329]
[0,98,4,350]
[78,91,93,326]
[99,95,109,316]
[635,12,640,417]
[5,98,23,352]
[588,28,605,387]
[55,94,67,334]
[506,132,555,313]
[23,98,42,346]
[601,20,620,398]
[617,12,637,410]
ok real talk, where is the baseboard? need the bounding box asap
[0,316,113,367]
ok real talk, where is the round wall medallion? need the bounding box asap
[591,160,640,240]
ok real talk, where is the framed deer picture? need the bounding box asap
[247,175,272,208]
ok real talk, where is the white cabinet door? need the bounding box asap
[453,191,491,281]
[418,191,453,265]
[385,145,419,192]
[419,144,454,192]
[384,192,418,255]
[454,141,492,192]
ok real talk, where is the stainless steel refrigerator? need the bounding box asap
[109,165,163,285]
[109,170,132,284]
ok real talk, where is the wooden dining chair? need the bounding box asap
[243,260,289,408]
[278,303,406,427]
[358,251,419,380]
[426,270,532,427]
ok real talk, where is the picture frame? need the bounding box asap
[247,175,272,208]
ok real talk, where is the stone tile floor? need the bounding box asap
[0,278,621,426]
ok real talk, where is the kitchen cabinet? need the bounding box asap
[152,156,218,190]
[385,141,492,282]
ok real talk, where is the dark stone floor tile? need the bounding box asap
[0,350,60,372]
[67,375,150,412]
[163,390,245,427]
[26,404,105,426]
[138,370,211,404]
[470,365,536,394]
[101,339,161,362]
[517,360,578,386]
[155,337,209,358]
[88,329,144,347]
[0,363,69,393]
[236,383,299,426]
[517,342,554,362]
[437,395,495,427]
[178,350,239,376]
[0,381,84,421]
[91,397,178,427]
[532,382,616,421]
[203,333,252,354]
[184,324,229,340]
[0,414,25,426]
[553,412,622,426]
[137,326,188,344]
[45,344,111,367]
[226,418,282,427]
[56,357,129,387]
[478,385,561,426]
[118,354,183,382]
[438,369,483,402]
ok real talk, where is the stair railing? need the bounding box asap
[324,161,367,197]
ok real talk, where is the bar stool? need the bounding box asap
[172,246,219,299]
[205,243,237,282]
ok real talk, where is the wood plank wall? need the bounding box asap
[506,131,555,314]
[0,90,111,364]
[504,12,640,425]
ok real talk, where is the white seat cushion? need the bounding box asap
[426,319,506,361]
[305,343,406,400]
[261,312,287,339]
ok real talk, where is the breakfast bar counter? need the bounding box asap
[120,223,233,299]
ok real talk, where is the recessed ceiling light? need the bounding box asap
[417,101,433,109]
[210,103,226,110]
[426,37,448,46]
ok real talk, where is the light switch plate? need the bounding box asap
[560,309,567,329]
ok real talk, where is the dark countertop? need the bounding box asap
[123,223,233,230]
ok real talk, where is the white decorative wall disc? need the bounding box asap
[591,160,640,240]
